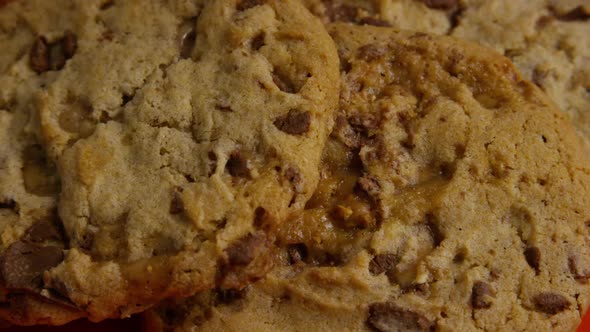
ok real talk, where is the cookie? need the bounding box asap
[0,0,87,325]
[0,0,339,324]
[301,0,590,153]
[146,24,590,332]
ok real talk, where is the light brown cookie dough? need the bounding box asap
[301,0,590,153]
[147,24,590,332]
[0,0,87,325]
[0,0,339,324]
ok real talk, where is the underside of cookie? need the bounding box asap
[0,0,338,324]
[147,24,590,332]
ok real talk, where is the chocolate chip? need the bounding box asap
[226,151,252,178]
[30,36,49,73]
[471,281,494,309]
[0,242,64,291]
[169,190,184,215]
[555,6,590,21]
[253,207,275,231]
[356,44,387,62]
[367,302,434,332]
[356,175,380,200]
[24,218,64,243]
[251,32,265,50]
[236,0,263,11]
[225,233,264,266]
[287,243,307,265]
[46,32,78,71]
[524,246,540,273]
[333,115,360,148]
[272,72,295,93]
[369,253,397,275]
[62,31,78,60]
[425,214,444,247]
[418,0,457,10]
[215,287,248,305]
[273,110,311,135]
[533,293,570,315]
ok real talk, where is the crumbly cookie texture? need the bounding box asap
[0,0,87,325]
[0,0,339,324]
[147,25,590,332]
[301,0,590,153]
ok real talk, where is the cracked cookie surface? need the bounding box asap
[146,24,590,332]
[301,0,590,153]
[0,0,338,324]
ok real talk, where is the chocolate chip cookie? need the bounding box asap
[0,0,88,325]
[0,0,339,324]
[146,24,590,332]
[301,0,590,153]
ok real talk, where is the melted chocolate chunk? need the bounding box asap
[62,31,78,60]
[524,246,540,273]
[226,151,252,178]
[30,37,49,73]
[30,32,78,73]
[533,293,570,315]
[0,242,63,291]
[333,115,361,148]
[170,192,184,215]
[369,253,397,275]
[368,302,434,331]
[274,110,311,135]
[555,6,590,21]
[471,281,494,309]
[24,218,64,243]
[324,3,359,23]
[225,233,264,266]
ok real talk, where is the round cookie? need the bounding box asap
[0,0,339,324]
[300,0,590,153]
[146,24,590,332]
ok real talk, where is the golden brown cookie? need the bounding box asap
[301,0,590,153]
[146,24,590,332]
[0,0,338,324]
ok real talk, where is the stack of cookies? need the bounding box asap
[0,1,588,331]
